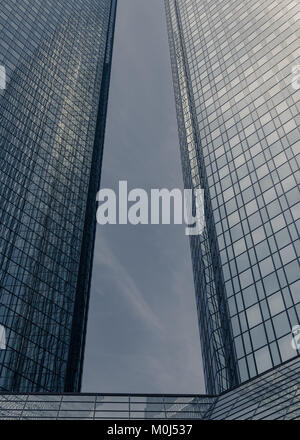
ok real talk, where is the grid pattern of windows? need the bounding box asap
[0,394,213,420]
[165,0,300,393]
[0,358,298,420]
[210,357,300,420]
[0,0,117,392]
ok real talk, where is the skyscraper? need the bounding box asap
[164,0,300,394]
[0,0,117,393]
[0,0,299,422]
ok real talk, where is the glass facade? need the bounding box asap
[164,0,300,394]
[0,357,298,419]
[0,394,213,420]
[210,357,300,420]
[0,0,117,392]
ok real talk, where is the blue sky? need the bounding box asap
[82,0,205,394]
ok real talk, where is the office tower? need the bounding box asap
[165,0,300,394]
[0,0,117,392]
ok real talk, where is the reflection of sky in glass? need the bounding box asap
[165,0,300,393]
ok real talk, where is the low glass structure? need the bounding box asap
[0,357,298,419]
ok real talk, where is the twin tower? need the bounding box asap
[0,0,299,402]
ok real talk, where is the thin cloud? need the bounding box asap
[93,236,163,333]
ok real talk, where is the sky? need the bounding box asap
[82,0,205,395]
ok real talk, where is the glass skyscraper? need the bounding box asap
[0,0,299,422]
[0,0,117,392]
[164,0,300,394]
